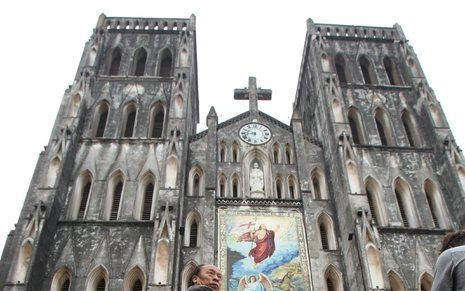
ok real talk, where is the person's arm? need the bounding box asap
[432,251,453,291]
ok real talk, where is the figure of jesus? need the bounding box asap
[250,162,264,194]
[237,224,279,264]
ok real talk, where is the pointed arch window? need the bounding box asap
[388,271,405,291]
[93,102,109,138]
[311,168,328,200]
[348,107,365,144]
[133,48,147,76]
[188,167,203,196]
[108,48,122,75]
[189,221,198,247]
[232,142,240,163]
[288,176,297,199]
[324,266,343,291]
[272,143,280,163]
[154,240,169,285]
[141,182,154,220]
[158,49,173,77]
[86,266,108,291]
[359,55,376,84]
[367,245,384,289]
[51,268,72,291]
[232,175,240,198]
[365,178,387,226]
[110,181,123,220]
[394,178,419,228]
[276,178,283,199]
[335,53,350,84]
[185,211,201,247]
[13,240,33,283]
[78,180,92,220]
[318,213,337,250]
[424,179,449,229]
[219,175,226,197]
[219,142,226,162]
[122,103,137,137]
[285,144,292,164]
[193,174,200,195]
[70,171,93,220]
[420,273,433,291]
[374,108,394,146]
[150,103,165,138]
[383,56,401,85]
[401,110,421,147]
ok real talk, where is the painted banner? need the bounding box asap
[218,209,311,291]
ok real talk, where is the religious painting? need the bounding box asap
[218,209,312,291]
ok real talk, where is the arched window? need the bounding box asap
[276,178,283,199]
[288,176,297,199]
[366,244,384,289]
[388,271,405,291]
[132,48,147,76]
[174,95,184,118]
[401,110,421,147]
[106,173,124,221]
[429,105,443,127]
[359,55,376,84]
[394,178,419,228]
[180,48,188,67]
[154,240,169,285]
[108,47,122,75]
[311,167,328,200]
[150,103,165,138]
[374,108,394,146]
[185,211,201,247]
[158,49,172,77]
[232,174,240,198]
[218,175,227,197]
[420,273,433,291]
[51,267,72,291]
[193,174,200,195]
[335,53,350,84]
[232,142,240,163]
[70,171,93,220]
[285,144,292,164]
[181,262,197,291]
[219,142,226,162]
[123,266,146,291]
[122,103,137,137]
[93,102,109,138]
[86,265,108,291]
[332,98,344,123]
[188,166,204,196]
[70,94,81,117]
[165,156,178,188]
[272,143,280,163]
[348,107,366,144]
[13,239,33,283]
[324,265,343,291]
[142,182,154,221]
[383,56,401,85]
[365,177,387,226]
[321,53,331,72]
[424,179,449,229]
[317,213,337,250]
[47,157,61,187]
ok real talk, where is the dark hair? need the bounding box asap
[439,230,465,254]
[189,264,206,286]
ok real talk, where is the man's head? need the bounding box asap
[259,224,267,230]
[439,230,465,254]
[189,264,222,291]
[249,275,256,282]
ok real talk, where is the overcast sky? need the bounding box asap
[0,0,463,253]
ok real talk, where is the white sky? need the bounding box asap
[0,0,464,253]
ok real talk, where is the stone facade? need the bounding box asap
[1,14,464,291]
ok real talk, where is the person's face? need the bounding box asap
[250,276,256,282]
[192,265,222,291]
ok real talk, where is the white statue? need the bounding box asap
[250,162,264,196]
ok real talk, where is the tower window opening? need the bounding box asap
[109,48,122,76]
[134,48,147,76]
[110,181,123,220]
[151,108,164,138]
[395,189,409,227]
[123,108,137,137]
[96,278,106,291]
[77,181,91,219]
[189,221,198,247]
[142,182,154,220]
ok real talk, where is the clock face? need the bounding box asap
[239,123,272,145]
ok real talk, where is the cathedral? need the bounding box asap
[1,13,464,291]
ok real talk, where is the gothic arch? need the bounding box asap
[285,143,293,164]
[423,178,449,229]
[46,156,61,187]
[310,167,328,200]
[429,104,444,127]
[70,170,93,220]
[86,265,109,291]
[388,270,405,291]
[12,238,33,283]
[219,141,227,162]
[70,93,81,117]
[123,265,146,291]
[92,101,110,138]
[275,176,283,199]
[419,272,433,291]
[232,141,240,163]
[86,47,97,67]
[324,264,343,291]
[321,53,331,72]
[180,47,188,67]
[108,47,122,75]
[288,175,298,199]
[158,48,173,77]
[364,177,388,226]
[348,107,366,144]
[346,161,361,194]
[401,109,421,147]
[366,243,384,289]
[334,53,350,84]
[317,212,337,250]
[358,55,377,84]
[393,177,419,228]
[153,239,170,285]
[121,101,138,137]
[231,173,241,198]
[173,94,184,118]
[188,165,204,196]
[181,261,198,291]
[374,107,395,146]
[50,266,72,291]
[241,149,273,198]
[272,142,280,163]
[165,155,178,188]
[132,47,147,76]
[184,210,201,247]
[149,102,166,138]
[218,173,227,197]
[383,56,401,85]
[105,170,125,220]
[135,171,156,220]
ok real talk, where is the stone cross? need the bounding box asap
[234,77,272,113]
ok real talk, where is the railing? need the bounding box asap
[102,17,192,32]
[314,23,400,40]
